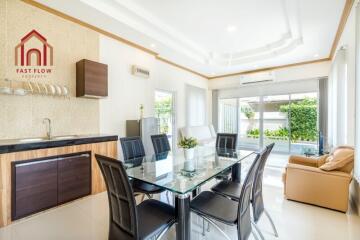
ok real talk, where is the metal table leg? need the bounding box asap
[175,193,191,240]
[231,162,242,183]
[192,187,200,198]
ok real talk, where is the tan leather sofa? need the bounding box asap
[283,146,354,212]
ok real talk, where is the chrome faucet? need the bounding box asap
[43,118,52,140]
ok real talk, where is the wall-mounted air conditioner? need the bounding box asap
[131,65,150,78]
[239,71,275,86]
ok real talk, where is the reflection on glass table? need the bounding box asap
[125,147,255,195]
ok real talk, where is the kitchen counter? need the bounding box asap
[0,134,118,154]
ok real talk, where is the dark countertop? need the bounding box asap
[0,134,118,154]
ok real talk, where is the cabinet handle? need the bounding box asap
[58,154,90,161]
[16,158,59,167]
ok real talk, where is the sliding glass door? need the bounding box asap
[218,92,319,154]
[155,90,175,150]
[219,98,237,133]
[239,97,260,150]
[263,95,290,152]
[289,93,318,154]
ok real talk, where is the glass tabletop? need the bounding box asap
[125,147,255,195]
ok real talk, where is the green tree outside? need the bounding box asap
[246,98,318,142]
[280,98,318,142]
[155,97,172,134]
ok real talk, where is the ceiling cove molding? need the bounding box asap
[83,0,304,67]
[80,0,210,63]
[22,0,348,80]
[212,0,303,66]
[155,56,208,79]
[330,0,355,59]
[213,37,303,66]
[208,58,330,80]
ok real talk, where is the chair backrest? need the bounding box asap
[237,150,264,240]
[120,136,146,161]
[151,134,171,154]
[154,151,169,160]
[95,154,138,240]
[216,133,237,149]
[251,143,275,223]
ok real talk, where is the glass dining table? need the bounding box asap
[125,147,255,240]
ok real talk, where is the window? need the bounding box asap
[218,92,319,154]
[355,2,360,181]
[155,90,175,149]
[186,85,207,126]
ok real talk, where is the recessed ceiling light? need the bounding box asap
[313,53,319,58]
[226,25,237,32]
[150,43,156,48]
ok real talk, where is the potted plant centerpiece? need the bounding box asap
[178,137,198,172]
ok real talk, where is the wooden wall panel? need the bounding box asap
[0,141,117,227]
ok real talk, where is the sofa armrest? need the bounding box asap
[286,163,351,179]
[284,163,352,212]
[288,155,318,167]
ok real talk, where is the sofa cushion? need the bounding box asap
[180,125,216,146]
[319,146,354,172]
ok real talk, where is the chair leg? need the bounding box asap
[156,221,176,240]
[146,193,152,199]
[264,209,278,237]
[251,220,265,240]
[202,218,206,236]
[201,218,211,235]
[201,215,232,240]
[252,229,260,240]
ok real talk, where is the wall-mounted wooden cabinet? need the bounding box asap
[76,59,108,98]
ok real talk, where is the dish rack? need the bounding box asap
[0,78,70,97]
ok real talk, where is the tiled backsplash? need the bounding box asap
[0,0,100,139]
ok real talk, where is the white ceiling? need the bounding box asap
[35,0,346,77]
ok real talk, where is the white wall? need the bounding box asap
[334,4,356,146]
[98,35,208,155]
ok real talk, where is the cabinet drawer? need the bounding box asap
[58,154,91,204]
[12,159,58,220]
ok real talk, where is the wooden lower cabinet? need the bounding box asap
[12,152,91,220]
[12,159,58,220]
[58,153,91,204]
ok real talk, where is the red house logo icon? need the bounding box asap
[15,30,53,66]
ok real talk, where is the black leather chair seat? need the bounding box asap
[190,191,238,225]
[211,180,242,201]
[132,179,165,194]
[215,168,231,180]
[137,199,176,239]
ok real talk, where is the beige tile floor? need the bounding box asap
[1,168,359,240]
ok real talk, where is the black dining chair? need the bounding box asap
[151,134,171,154]
[120,137,168,202]
[211,143,278,239]
[251,143,278,239]
[190,151,262,240]
[120,136,146,160]
[216,133,238,149]
[215,133,238,181]
[96,154,176,240]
